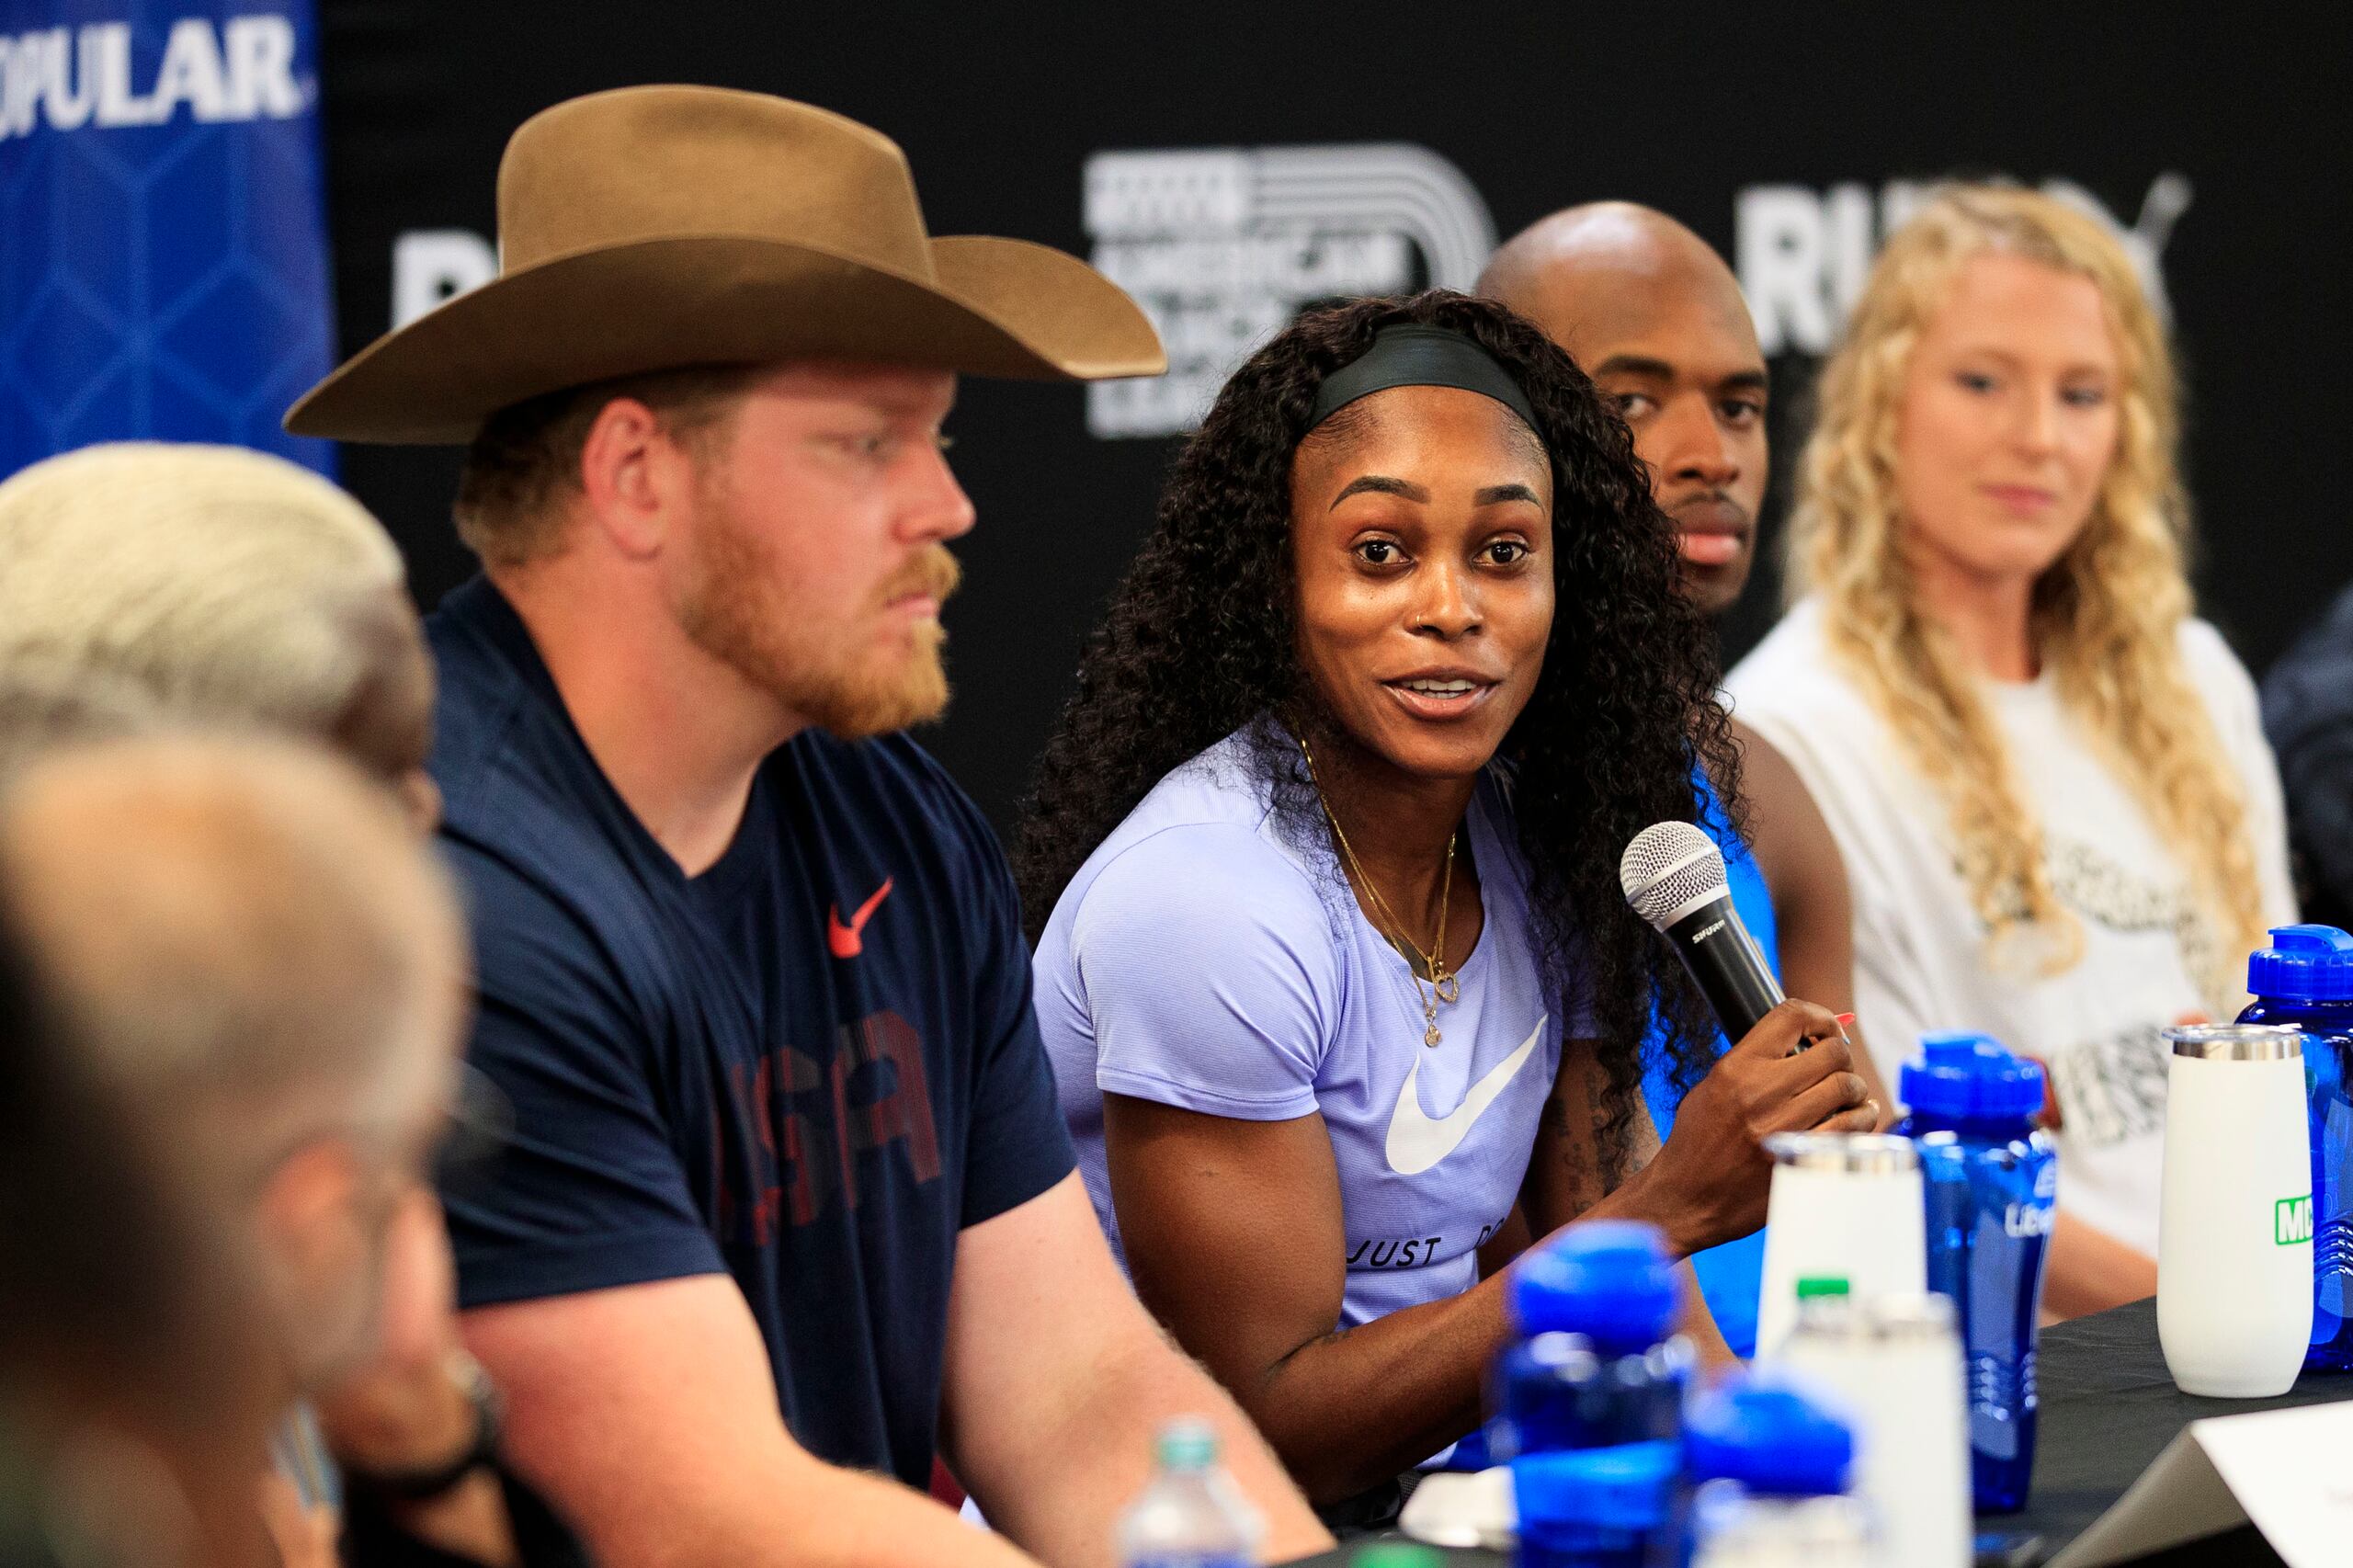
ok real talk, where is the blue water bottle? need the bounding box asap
[1494,1220,1688,1458]
[1512,1442,1679,1568]
[1494,1221,1688,1568]
[1894,1032,2055,1514]
[2236,924,2353,1371]
[1684,1378,1870,1567]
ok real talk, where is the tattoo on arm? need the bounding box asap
[1544,1056,1609,1202]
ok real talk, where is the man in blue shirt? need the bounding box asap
[287,85,1326,1568]
[1483,205,1893,1352]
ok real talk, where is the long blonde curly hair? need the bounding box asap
[1788,184,2261,1003]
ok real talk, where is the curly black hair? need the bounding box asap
[1013,290,1740,1175]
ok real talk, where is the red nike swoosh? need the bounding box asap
[827,877,894,959]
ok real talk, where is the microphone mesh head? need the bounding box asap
[1619,821,1730,930]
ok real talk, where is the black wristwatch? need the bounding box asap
[341,1351,506,1503]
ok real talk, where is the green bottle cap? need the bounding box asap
[1154,1417,1218,1471]
[1349,1546,1445,1568]
[1795,1276,1851,1299]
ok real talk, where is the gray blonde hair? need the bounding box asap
[0,443,426,771]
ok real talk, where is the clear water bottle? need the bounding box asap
[1893,1031,2056,1513]
[2236,923,2353,1371]
[1685,1377,1870,1568]
[1774,1293,1971,1568]
[1116,1419,1263,1568]
[1493,1220,1688,1460]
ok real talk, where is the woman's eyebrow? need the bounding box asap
[1475,483,1542,507]
[1330,474,1428,509]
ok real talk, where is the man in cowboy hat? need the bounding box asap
[289,86,1326,1568]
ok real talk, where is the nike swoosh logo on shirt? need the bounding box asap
[1384,1017,1547,1176]
[826,877,894,960]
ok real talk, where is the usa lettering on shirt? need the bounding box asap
[713,1010,941,1245]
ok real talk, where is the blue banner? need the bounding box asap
[0,0,335,477]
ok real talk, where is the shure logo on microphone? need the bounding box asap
[1692,919,1726,942]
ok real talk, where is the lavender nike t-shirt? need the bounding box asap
[1035,727,1583,1331]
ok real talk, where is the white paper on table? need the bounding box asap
[1398,1466,1514,1551]
[2050,1401,2353,1568]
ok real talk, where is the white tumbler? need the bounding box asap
[2158,1024,2313,1398]
[1753,1132,1926,1358]
[1775,1293,1971,1568]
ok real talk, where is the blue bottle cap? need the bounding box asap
[1899,1031,2043,1124]
[2247,925,2353,1003]
[1510,1440,1677,1528]
[1684,1379,1853,1495]
[1506,1220,1677,1346]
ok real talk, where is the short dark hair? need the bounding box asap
[452,364,767,565]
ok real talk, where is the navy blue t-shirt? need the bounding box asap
[426,577,1075,1488]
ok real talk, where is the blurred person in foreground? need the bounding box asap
[1481,201,1891,1355]
[0,881,288,1568]
[0,739,470,1562]
[0,442,582,1567]
[1017,290,1873,1519]
[1723,185,2296,1316]
[0,443,438,824]
[283,85,1326,1568]
[2263,585,2353,930]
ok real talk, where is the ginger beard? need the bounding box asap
[676,464,961,740]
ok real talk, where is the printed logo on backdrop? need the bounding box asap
[0,7,334,476]
[0,15,307,136]
[1081,144,1496,439]
[1733,175,2193,357]
[391,229,496,330]
[384,163,2192,431]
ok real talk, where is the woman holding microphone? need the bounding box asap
[1727,185,2296,1317]
[1017,290,1874,1521]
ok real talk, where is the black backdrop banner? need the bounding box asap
[316,4,2353,836]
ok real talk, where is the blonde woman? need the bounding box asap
[1725,186,2296,1317]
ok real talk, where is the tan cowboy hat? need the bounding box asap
[286,85,1165,443]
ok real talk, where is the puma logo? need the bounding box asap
[826,878,894,960]
[1384,1017,1546,1176]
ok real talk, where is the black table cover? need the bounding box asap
[1286,1296,2353,1566]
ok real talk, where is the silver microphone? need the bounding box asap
[1620,820,1784,1040]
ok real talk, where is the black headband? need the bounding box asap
[1306,324,1543,437]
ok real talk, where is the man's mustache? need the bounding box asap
[881,546,962,608]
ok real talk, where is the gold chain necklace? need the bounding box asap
[1299,737,1460,1047]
